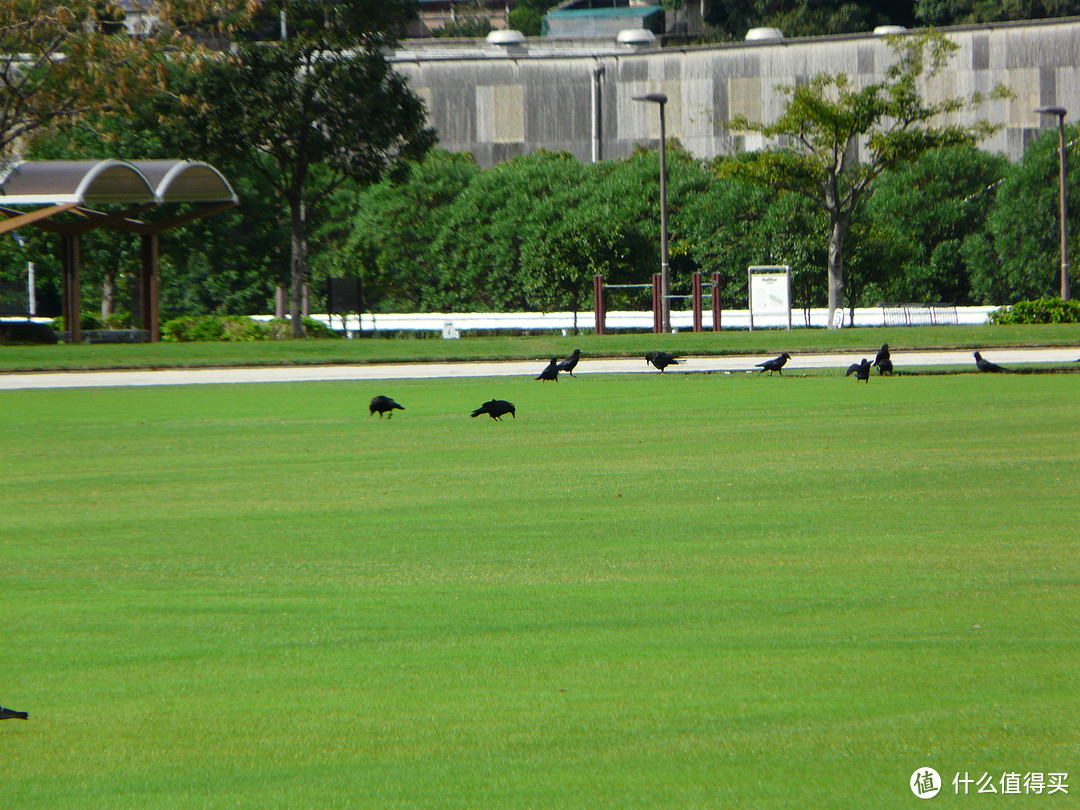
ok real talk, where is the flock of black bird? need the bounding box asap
[366,344,1022,423]
[844,343,893,382]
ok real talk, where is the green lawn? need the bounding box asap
[2,371,1078,807]
[2,323,1080,372]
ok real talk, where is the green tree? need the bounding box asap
[0,0,241,169]
[331,149,480,312]
[428,151,588,311]
[522,165,649,327]
[968,124,1079,304]
[721,30,1007,327]
[679,158,777,309]
[915,0,1080,26]
[177,0,435,336]
[865,144,1007,305]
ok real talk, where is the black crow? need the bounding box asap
[0,705,28,720]
[845,358,872,382]
[756,352,791,375]
[536,358,560,381]
[369,395,404,418]
[974,351,1009,373]
[873,344,893,375]
[471,399,516,420]
[556,349,581,376]
[646,351,680,372]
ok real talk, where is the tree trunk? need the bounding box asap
[101,271,116,324]
[288,195,308,338]
[826,213,850,330]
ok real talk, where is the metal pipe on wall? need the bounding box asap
[591,64,605,163]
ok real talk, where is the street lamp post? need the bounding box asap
[632,92,670,332]
[1035,106,1070,300]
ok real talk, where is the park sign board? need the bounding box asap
[748,266,791,331]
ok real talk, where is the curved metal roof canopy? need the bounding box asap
[0,158,238,206]
[0,159,239,342]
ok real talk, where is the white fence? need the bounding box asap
[279,306,998,336]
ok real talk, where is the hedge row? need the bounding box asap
[162,315,340,341]
[989,298,1080,325]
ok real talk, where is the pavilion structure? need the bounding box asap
[0,159,238,342]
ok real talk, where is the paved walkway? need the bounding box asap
[2,347,1078,390]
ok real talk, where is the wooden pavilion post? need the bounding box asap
[62,234,82,343]
[140,233,161,341]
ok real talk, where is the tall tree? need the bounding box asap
[0,0,239,169]
[178,0,435,336]
[967,124,1079,304]
[330,149,480,312]
[721,30,1007,327]
[865,144,1007,305]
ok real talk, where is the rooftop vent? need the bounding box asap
[486,29,526,48]
[617,28,658,49]
[745,27,784,41]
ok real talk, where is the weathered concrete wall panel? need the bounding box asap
[392,18,1080,167]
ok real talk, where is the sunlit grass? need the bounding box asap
[2,371,1078,807]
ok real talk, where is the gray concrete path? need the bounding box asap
[2,347,1078,390]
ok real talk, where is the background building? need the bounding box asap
[391,17,1080,166]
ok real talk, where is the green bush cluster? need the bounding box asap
[989,297,1080,324]
[162,315,340,341]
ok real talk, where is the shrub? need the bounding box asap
[163,315,226,342]
[989,297,1080,325]
[301,317,340,338]
[162,315,342,341]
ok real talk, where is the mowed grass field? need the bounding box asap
[2,369,1078,807]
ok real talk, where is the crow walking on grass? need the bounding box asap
[471,399,516,420]
[974,351,1009,373]
[873,344,893,375]
[369,395,404,418]
[556,349,581,376]
[646,351,680,372]
[0,705,28,720]
[756,352,791,375]
[846,358,872,382]
[536,358,561,381]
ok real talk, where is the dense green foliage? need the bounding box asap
[4,126,1074,321]
[989,297,1080,324]
[6,130,1074,321]
[161,314,340,341]
[3,373,1078,806]
[327,133,1071,315]
[702,0,1080,39]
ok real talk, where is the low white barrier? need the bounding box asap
[268,306,998,335]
